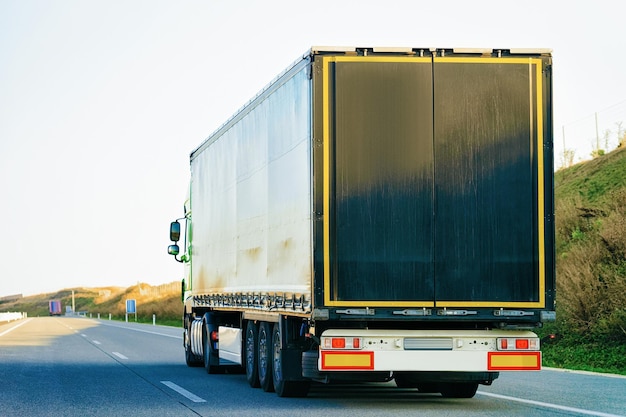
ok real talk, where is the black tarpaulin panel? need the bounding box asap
[331,60,434,302]
[433,61,539,303]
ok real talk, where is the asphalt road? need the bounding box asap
[1,317,625,417]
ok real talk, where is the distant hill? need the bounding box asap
[0,282,181,325]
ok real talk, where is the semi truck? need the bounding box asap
[168,46,555,398]
[49,300,62,316]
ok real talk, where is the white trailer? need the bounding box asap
[168,46,556,398]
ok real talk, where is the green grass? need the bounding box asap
[555,147,626,204]
[541,337,626,375]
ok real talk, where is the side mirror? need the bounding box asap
[170,221,181,242]
[168,244,180,256]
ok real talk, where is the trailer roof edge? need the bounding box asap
[510,48,552,55]
[311,46,356,53]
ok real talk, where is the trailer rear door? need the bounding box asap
[320,56,435,306]
[432,57,547,308]
[319,53,549,309]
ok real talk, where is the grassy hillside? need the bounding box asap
[540,146,626,374]
[555,147,626,204]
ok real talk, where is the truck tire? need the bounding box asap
[185,333,203,367]
[202,313,223,374]
[440,382,478,398]
[258,322,274,392]
[184,314,203,367]
[245,321,260,388]
[272,323,310,398]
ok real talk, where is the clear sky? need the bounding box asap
[1,0,625,297]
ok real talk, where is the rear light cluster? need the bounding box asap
[211,330,219,350]
[497,337,539,351]
[322,337,363,350]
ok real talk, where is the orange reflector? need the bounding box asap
[211,330,219,341]
[321,351,374,370]
[488,352,541,370]
[353,338,360,349]
[501,339,508,350]
[332,338,346,349]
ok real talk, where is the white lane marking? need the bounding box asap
[161,381,206,403]
[477,391,626,417]
[97,322,180,339]
[544,366,626,380]
[112,352,128,360]
[93,340,101,345]
[0,318,32,337]
[81,334,87,337]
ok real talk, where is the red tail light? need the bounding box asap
[321,336,364,350]
[498,337,539,351]
[332,338,346,348]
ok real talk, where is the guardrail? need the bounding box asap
[0,312,27,323]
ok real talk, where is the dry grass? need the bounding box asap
[0,282,182,326]
[555,185,626,342]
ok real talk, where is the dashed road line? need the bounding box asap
[161,381,206,403]
[544,366,626,380]
[112,352,128,360]
[97,322,180,339]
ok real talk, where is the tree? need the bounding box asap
[560,148,576,169]
[616,121,625,148]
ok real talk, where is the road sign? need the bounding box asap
[126,299,136,314]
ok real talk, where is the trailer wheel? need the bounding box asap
[440,382,478,398]
[245,321,260,388]
[272,323,310,398]
[258,322,274,392]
